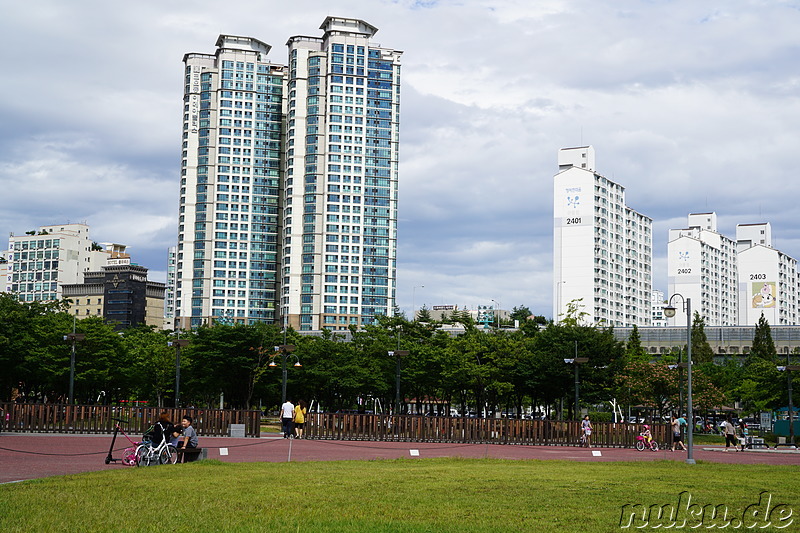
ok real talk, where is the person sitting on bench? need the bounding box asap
[176,415,198,452]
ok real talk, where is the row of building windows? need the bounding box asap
[12,239,62,250]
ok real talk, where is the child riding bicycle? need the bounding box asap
[641,424,655,449]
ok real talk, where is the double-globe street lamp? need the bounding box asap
[663,294,695,465]
[270,345,300,405]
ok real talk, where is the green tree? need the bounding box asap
[183,322,284,408]
[416,305,433,323]
[123,327,176,407]
[559,299,589,327]
[0,294,71,400]
[733,358,783,413]
[625,325,650,363]
[509,306,532,323]
[617,362,679,420]
[749,313,777,362]
[525,321,624,419]
[691,312,715,363]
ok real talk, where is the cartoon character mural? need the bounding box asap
[751,282,776,308]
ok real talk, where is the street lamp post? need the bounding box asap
[664,294,695,465]
[63,329,85,405]
[270,345,299,404]
[388,350,409,414]
[168,338,190,408]
[776,358,800,445]
[564,353,589,420]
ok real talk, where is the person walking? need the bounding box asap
[670,415,687,451]
[722,417,737,451]
[294,399,308,439]
[280,399,295,439]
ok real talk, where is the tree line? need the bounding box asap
[1,294,795,419]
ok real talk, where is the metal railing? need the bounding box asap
[306,413,669,448]
[0,402,261,437]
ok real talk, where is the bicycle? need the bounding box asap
[635,433,659,451]
[135,434,178,466]
[105,418,144,466]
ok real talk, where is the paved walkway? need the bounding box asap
[1,433,797,484]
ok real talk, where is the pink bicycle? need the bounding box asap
[105,418,143,466]
[635,433,659,452]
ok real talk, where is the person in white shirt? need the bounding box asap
[280,399,295,439]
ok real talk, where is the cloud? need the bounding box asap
[2,0,800,321]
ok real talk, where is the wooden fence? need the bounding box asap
[306,413,670,448]
[0,403,261,437]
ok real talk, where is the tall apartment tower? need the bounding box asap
[176,18,402,331]
[177,35,286,328]
[736,223,799,325]
[667,213,739,326]
[5,223,127,302]
[553,146,653,327]
[284,18,402,331]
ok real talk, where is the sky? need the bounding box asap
[2,0,800,320]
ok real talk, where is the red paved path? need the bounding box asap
[1,433,797,484]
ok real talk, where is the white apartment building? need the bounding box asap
[553,146,653,327]
[736,223,799,325]
[667,213,738,327]
[666,217,800,327]
[5,223,127,302]
[164,246,177,327]
[176,18,402,331]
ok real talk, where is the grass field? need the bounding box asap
[0,458,796,532]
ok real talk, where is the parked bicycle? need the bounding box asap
[135,433,178,466]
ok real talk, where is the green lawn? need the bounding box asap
[0,459,796,532]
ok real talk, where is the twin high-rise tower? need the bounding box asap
[175,18,402,331]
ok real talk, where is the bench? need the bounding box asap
[175,447,207,462]
[744,437,768,449]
